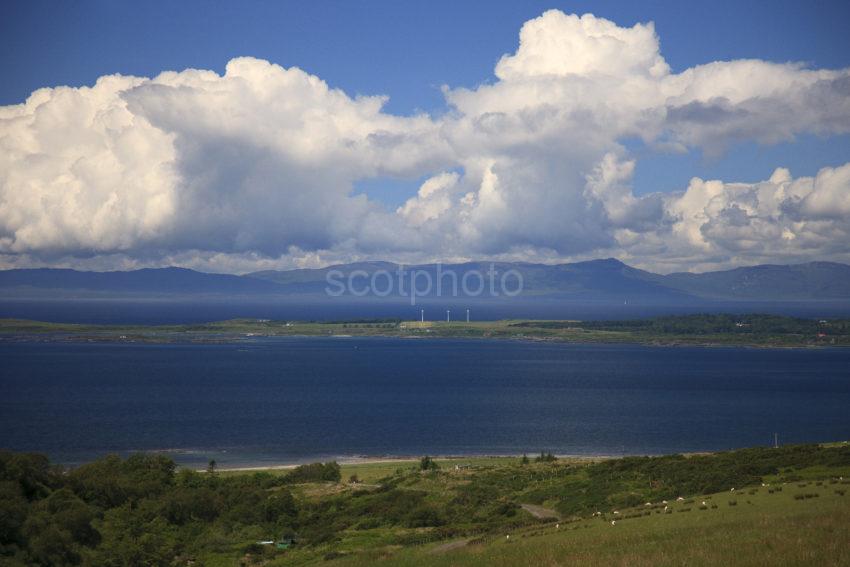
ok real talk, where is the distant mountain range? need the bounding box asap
[1,259,849,303]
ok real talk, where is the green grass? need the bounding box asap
[4,444,849,565]
[339,457,524,484]
[216,457,526,484]
[326,481,850,567]
[208,445,850,566]
[2,314,848,347]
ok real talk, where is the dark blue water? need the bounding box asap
[2,338,849,467]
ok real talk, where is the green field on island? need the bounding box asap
[1,313,849,348]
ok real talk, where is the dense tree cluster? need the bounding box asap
[0,453,325,566]
[515,314,850,335]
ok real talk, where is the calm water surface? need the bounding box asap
[1,338,849,467]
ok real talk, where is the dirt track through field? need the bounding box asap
[429,539,470,554]
[521,503,561,520]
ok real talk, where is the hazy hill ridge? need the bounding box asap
[1,259,849,301]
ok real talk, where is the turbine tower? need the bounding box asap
[466,308,470,322]
[420,309,424,323]
[446,310,450,322]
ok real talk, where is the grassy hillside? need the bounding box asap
[2,444,849,565]
[337,485,850,567]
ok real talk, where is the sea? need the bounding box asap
[2,337,849,468]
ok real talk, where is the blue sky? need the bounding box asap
[2,1,850,272]
[4,0,850,201]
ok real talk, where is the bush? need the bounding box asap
[494,501,519,517]
[263,490,298,523]
[405,504,445,528]
[534,452,557,463]
[68,453,175,508]
[419,456,440,471]
[284,462,341,484]
[301,523,339,545]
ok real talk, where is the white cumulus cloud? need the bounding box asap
[1,10,850,273]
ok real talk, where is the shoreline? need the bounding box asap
[32,452,622,471]
[36,440,850,471]
[0,330,842,351]
[205,453,610,473]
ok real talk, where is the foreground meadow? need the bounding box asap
[2,445,849,566]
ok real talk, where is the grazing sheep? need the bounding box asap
[701,501,706,506]
[611,520,616,526]
[677,496,685,501]
[613,511,619,515]
[731,488,735,492]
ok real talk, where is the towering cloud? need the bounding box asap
[1,10,849,272]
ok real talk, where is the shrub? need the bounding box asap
[284,462,341,483]
[405,504,446,528]
[263,490,298,523]
[494,501,519,517]
[356,517,382,530]
[534,452,557,463]
[795,493,820,500]
[419,456,440,471]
